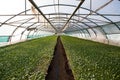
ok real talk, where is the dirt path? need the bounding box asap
[45,36,75,80]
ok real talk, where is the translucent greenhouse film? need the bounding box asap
[0,0,120,46]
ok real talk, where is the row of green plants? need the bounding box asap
[61,36,120,80]
[0,36,57,80]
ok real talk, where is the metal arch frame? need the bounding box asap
[25,22,52,39]
[36,31,43,37]
[80,7,120,30]
[66,21,92,38]
[9,17,35,42]
[62,22,91,38]
[78,7,119,43]
[27,24,41,38]
[26,24,53,39]
[50,18,91,37]
[50,23,82,32]
[31,30,39,38]
[48,16,92,30]
[48,16,97,37]
[0,8,33,27]
[1,3,118,28]
[27,30,35,39]
[0,2,119,42]
[49,18,92,38]
[43,13,110,23]
[66,26,87,38]
[27,24,55,39]
[79,0,113,22]
[34,20,87,38]
[20,22,38,40]
[33,30,39,37]
[24,2,120,42]
[49,16,108,40]
[76,15,108,40]
[36,4,120,30]
[67,24,91,38]
[30,14,94,36]
[0,22,26,28]
[8,18,34,24]
[48,14,109,35]
[0,6,37,42]
[70,26,87,38]
[1,3,119,30]
[22,19,55,40]
[2,4,118,28]
[70,16,98,37]
[36,30,46,37]
[36,4,119,41]
[37,4,118,42]
[64,24,87,38]
[0,3,55,38]
[71,16,109,41]
[4,12,106,41]
[32,30,40,36]
[34,30,54,37]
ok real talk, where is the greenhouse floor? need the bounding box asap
[45,36,74,80]
[0,36,120,80]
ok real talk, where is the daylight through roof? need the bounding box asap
[0,0,120,46]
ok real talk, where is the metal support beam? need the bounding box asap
[20,22,38,40]
[25,0,27,14]
[0,14,120,16]
[61,0,85,31]
[9,18,35,42]
[28,0,58,32]
[80,0,113,22]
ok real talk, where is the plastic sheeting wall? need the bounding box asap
[66,22,120,46]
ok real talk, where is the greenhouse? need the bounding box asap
[0,0,120,80]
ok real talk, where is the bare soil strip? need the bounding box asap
[45,36,75,80]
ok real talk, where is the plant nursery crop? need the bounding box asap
[0,36,57,80]
[0,35,120,80]
[61,36,120,80]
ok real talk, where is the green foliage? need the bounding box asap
[61,36,120,80]
[0,36,57,80]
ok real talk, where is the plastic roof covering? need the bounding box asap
[0,0,120,43]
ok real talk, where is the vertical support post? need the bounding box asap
[90,0,92,13]
[25,0,27,14]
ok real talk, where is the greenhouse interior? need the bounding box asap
[0,0,120,80]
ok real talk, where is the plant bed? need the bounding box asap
[61,36,120,80]
[0,36,57,80]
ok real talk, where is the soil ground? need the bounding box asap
[45,36,75,80]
